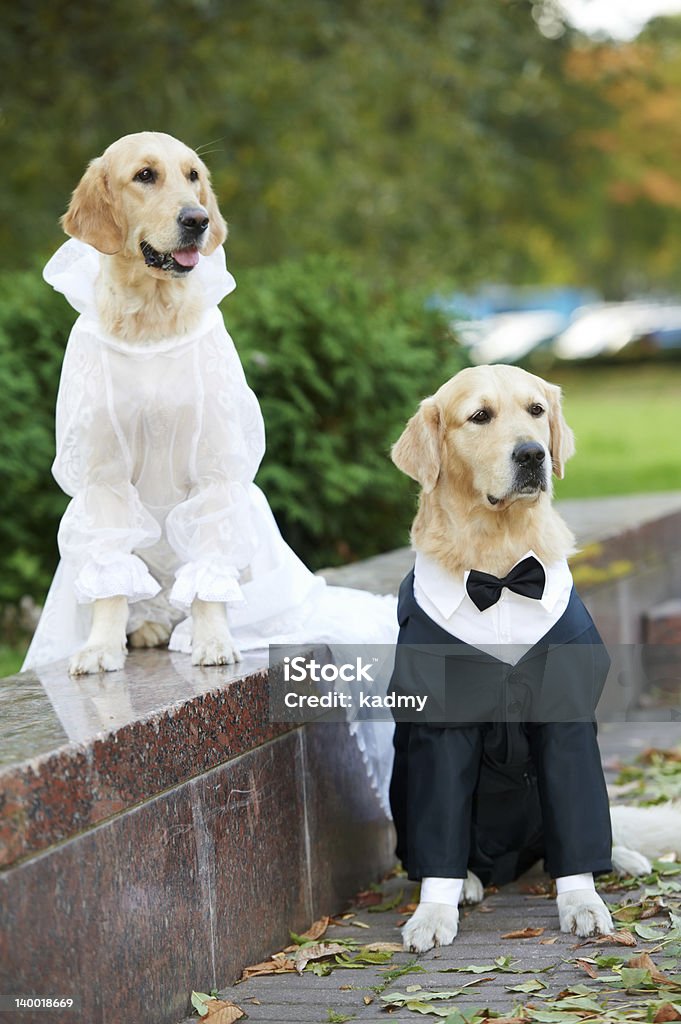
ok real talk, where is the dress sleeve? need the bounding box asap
[53,321,161,604]
[166,323,266,609]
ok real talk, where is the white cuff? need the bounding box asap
[555,873,595,894]
[74,554,161,604]
[420,877,465,907]
[170,559,245,610]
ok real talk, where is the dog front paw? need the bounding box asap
[69,642,126,676]
[611,845,652,878]
[192,636,242,667]
[460,870,484,905]
[128,620,171,649]
[557,890,613,937]
[402,902,459,953]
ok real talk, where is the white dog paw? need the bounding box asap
[192,637,242,667]
[460,870,484,905]
[611,845,652,878]
[402,902,459,953]
[128,620,171,649]
[557,890,613,937]
[69,643,126,676]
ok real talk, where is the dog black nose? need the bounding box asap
[512,442,546,466]
[178,207,209,234]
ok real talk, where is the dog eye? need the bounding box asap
[134,168,156,184]
[469,409,491,424]
[189,169,199,182]
[529,404,545,417]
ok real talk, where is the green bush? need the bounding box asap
[225,255,466,569]
[0,267,73,604]
[0,255,465,606]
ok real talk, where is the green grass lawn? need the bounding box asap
[548,362,681,499]
[0,644,26,677]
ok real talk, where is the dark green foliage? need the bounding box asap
[0,257,464,603]
[226,255,466,568]
[0,269,74,602]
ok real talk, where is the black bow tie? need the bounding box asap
[466,556,546,612]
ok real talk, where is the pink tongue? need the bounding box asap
[172,247,200,267]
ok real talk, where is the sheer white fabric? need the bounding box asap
[22,239,398,813]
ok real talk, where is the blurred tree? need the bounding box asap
[0,268,71,602]
[565,15,681,296]
[0,0,610,288]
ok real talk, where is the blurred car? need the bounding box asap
[434,286,597,364]
[553,302,681,360]
[460,310,567,364]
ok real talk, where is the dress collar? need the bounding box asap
[43,238,236,317]
[414,549,572,619]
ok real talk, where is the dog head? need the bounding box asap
[61,132,228,277]
[392,364,574,511]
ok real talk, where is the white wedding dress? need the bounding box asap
[22,239,397,812]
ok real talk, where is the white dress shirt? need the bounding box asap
[413,549,573,665]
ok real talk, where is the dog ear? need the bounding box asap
[61,158,124,255]
[391,398,442,493]
[545,382,575,479]
[199,170,228,255]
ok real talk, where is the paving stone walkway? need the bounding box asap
[179,720,680,1024]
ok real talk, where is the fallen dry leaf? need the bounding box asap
[641,901,666,920]
[520,883,553,896]
[640,747,681,764]
[501,927,545,939]
[654,1003,681,1022]
[575,958,598,978]
[480,1017,528,1024]
[330,915,370,929]
[575,928,636,948]
[539,937,558,945]
[397,902,419,913]
[240,953,296,980]
[201,998,245,1023]
[627,951,670,983]
[298,915,330,941]
[294,941,348,973]
[361,941,403,953]
[355,889,383,908]
[363,996,374,1005]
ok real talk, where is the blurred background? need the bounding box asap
[2,0,681,672]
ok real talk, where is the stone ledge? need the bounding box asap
[1,650,296,870]
[0,724,395,1024]
[0,649,395,1023]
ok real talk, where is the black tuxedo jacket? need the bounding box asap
[388,569,611,728]
[388,570,613,884]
